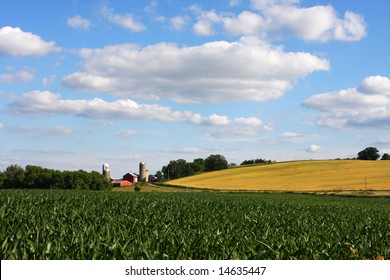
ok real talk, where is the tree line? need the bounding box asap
[357,147,390,160]
[156,155,276,181]
[0,165,111,190]
[240,158,275,165]
[158,154,229,180]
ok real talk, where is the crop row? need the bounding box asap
[1,190,389,259]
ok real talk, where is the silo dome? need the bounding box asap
[102,163,110,180]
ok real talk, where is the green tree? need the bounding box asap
[25,165,48,189]
[89,171,111,190]
[381,153,390,160]
[0,171,5,188]
[357,147,380,160]
[154,171,164,181]
[192,158,205,173]
[205,154,228,171]
[74,170,91,190]
[49,170,65,189]
[4,165,25,188]
[163,159,188,179]
[183,162,195,177]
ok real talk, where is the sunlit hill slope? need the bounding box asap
[167,160,390,192]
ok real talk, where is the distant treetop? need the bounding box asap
[357,147,380,160]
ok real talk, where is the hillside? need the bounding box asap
[167,160,390,192]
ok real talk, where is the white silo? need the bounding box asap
[102,163,110,180]
[139,162,148,182]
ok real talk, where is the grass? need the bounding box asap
[167,160,390,193]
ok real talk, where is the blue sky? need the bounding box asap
[0,0,389,177]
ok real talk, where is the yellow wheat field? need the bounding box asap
[168,160,390,192]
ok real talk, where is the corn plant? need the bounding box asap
[1,190,389,259]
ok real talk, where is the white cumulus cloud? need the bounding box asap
[67,15,91,31]
[305,144,324,153]
[7,91,272,141]
[8,90,200,123]
[170,16,189,31]
[0,67,34,84]
[357,76,390,95]
[223,11,265,36]
[189,2,366,42]
[63,37,329,103]
[203,116,273,141]
[100,5,145,32]
[204,114,230,125]
[233,0,367,42]
[0,26,59,56]
[304,76,390,128]
[192,10,223,36]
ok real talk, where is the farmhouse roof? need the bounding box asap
[124,172,138,177]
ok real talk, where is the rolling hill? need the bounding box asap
[167,160,390,193]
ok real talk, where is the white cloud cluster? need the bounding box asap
[223,11,264,36]
[8,91,200,122]
[193,10,222,36]
[63,36,329,103]
[8,91,271,141]
[203,114,230,126]
[304,75,390,128]
[67,15,91,31]
[0,67,34,84]
[191,1,366,42]
[100,5,145,32]
[0,26,58,56]
[358,76,390,95]
[203,116,273,141]
[250,0,366,42]
[305,144,324,153]
[170,16,189,31]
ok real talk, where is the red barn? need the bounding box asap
[111,179,132,187]
[120,181,132,187]
[123,172,138,183]
[106,169,139,188]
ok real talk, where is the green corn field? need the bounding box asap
[1,190,389,260]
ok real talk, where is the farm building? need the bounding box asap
[111,172,138,188]
[111,179,132,187]
[123,172,138,183]
[102,163,148,187]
